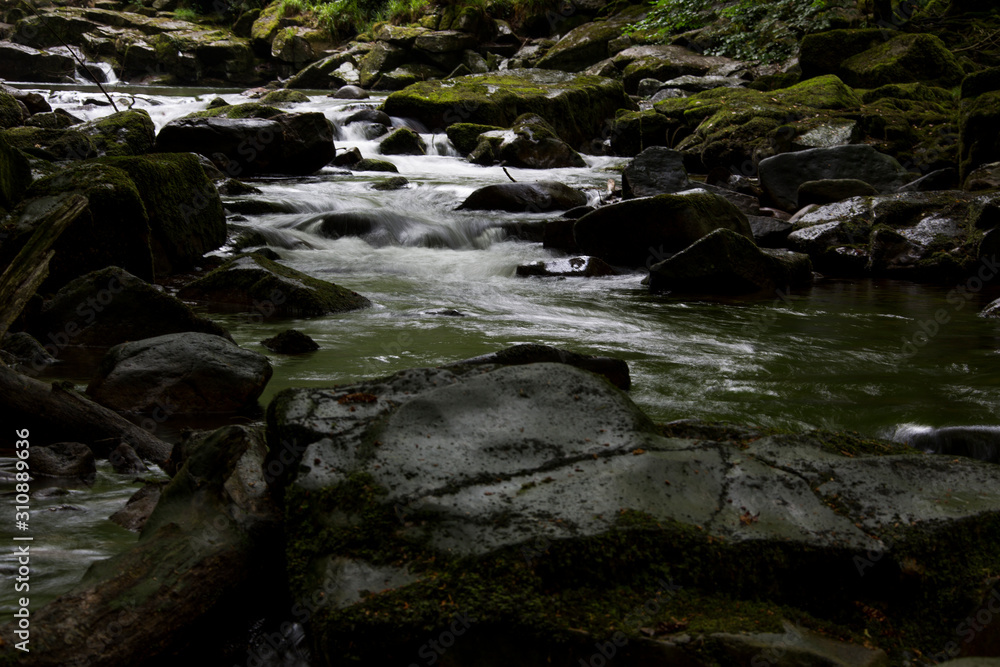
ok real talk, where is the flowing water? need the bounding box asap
[5,84,1000,628]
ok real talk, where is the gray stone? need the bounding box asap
[32,442,96,478]
[622,146,690,198]
[457,181,587,213]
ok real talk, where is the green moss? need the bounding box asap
[378,126,427,155]
[260,89,311,105]
[861,82,955,105]
[840,33,965,89]
[798,28,884,79]
[0,92,22,129]
[185,102,284,119]
[352,158,398,172]
[445,122,505,155]
[82,110,156,157]
[3,126,97,161]
[960,90,1000,180]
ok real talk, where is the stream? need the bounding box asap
[4,83,1000,632]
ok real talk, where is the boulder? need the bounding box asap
[382,69,632,147]
[109,442,149,474]
[648,228,813,295]
[758,145,911,212]
[99,153,225,274]
[77,110,156,157]
[284,53,353,89]
[516,255,618,278]
[457,181,587,213]
[3,127,97,161]
[261,329,319,354]
[798,29,884,80]
[574,191,753,266]
[0,42,75,83]
[358,42,407,89]
[178,252,371,317]
[378,127,426,156]
[622,146,690,198]
[154,112,335,176]
[371,176,409,191]
[493,113,586,169]
[352,157,398,172]
[1,83,52,115]
[259,89,310,106]
[796,178,879,207]
[0,131,32,213]
[1,163,154,289]
[607,109,673,157]
[30,442,96,478]
[748,216,794,248]
[86,332,272,414]
[535,7,645,73]
[446,123,505,155]
[614,44,736,94]
[0,92,24,129]
[30,266,230,349]
[267,362,1000,665]
[839,33,964,89]
[965,162,1000,192]
[333,84,368,99]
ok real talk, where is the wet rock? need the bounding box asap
[376,63,447,91]
[748,216,793,248]
[607,109,673,157]
[516,256,618,278]
[371,176,409,191]
[796,178,879,208]
[24,111,80,130]
[259,89,310,106]
[378,127,426,156]
[261,329,319,354]
[622,146,690,198]
[217,178,261,196]
[332,146,362,167]
[535,5,647,73]
[457,181,587,213]
[839,33,964,89]
[99,153,226,274]
[341,108,391,127]
[154,112,335,177]
[758,145,911,212]
[493,113,586,169]
[445,123,504,155]
[31,266,231,350]
[178,252,371,317]
[352,157,398,172]
[1,163,154,289]
[449,343,631,390]
[109,442,149,474]
[382,69,632,147]
[614,44,736,94]
[358,42,408,89]
[1,83,51,115]
[31,442,96,478]
[334,85,369,100]
[109,482,162,531]
[3,126,97,161]
[284,53,353,89]
[574,191,753,266]
[648,228,813,295]
[1,332,53,370]
[87,332,272,414]
[0,424,280,667]
[0,42,75,83]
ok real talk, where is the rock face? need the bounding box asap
[178,253,372,317]
[77,110,156,157]
[0,131,32,213]
[87,332,273,414]
[648,228,813,295]
[154,112,335,176]
[574,191,753,266]
[381,69,633,147]
[457,181,587,212]
[0,163,154,289]
[535,6,646,72]
[960,69,1000,183]
[30,267,230,349]
[0,42,75,83]
[267,362,1000,665]
[758,145,911,212]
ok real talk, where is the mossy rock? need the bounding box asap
[798,28,884,80]
[77,109,156,157]
[861,82,955,105]
[2,162,153,290]
[352,158,398,172]
[608,109,674,157]
[3,126,97,161]
[381,69,633,148]
[445,122,504,155]
[99,153,226,275]
[177,252,371,317]
[0,131,32,212]
[259,89,310,106]
[0,92,23,129]
[535,10,643,73]
[185,102,283,120]
[839,33,965,89]
[378,127,426,156]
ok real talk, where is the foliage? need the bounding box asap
[173,6,201,21]
[626,0,855,64]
